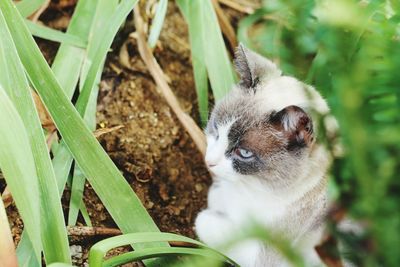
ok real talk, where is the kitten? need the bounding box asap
[195,44,334,267]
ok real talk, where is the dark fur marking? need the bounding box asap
[225,118,287,175]
[232,157,264,175]
[234,44,256,88]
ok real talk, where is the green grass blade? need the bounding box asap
[0,9,71,264]
[0,0,165,246]
[104,247,228,267]
[16,232,40,267]
[148,0,168,48]
[51,0,97,99]
[80,199,93,227]
[89,232,237,267]
[53,146,75,194]
[68,0,118,227]
[50,0,100,200]
[0,86,41,263]
[53,3,119,228]
[197,0,237,100]
[75,0,138,115]
[16,0,46,17]
[68,167,87,226]
[177,0,236,102]
[26,20,87,47]
[176,0,209,124]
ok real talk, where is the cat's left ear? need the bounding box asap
[234,43,282,89]
[270,105,314,149]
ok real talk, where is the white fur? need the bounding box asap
[196,71,332,266]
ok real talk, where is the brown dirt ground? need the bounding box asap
[2,1,254,266]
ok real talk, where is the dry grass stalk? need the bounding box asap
[28,0,51,22]
[212,0,238,53]
[67,226,122,237]
[93,125,124,138]
[133,6,206,156]
[31,89,56,133]
[1,187,12,209]
[218,0,256,14]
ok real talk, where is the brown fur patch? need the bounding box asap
[240,126,286,157]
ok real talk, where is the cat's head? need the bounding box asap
[205,44,330,187]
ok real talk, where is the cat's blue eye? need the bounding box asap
[235,148,254,159]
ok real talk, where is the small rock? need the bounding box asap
[195,183,203,192]
[146,201,154,209]
[70,245,83,266]
[159,184,170,201]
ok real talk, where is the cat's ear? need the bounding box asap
[270,105,314,149]
[234,43,282,89]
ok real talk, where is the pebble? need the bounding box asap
[70,245,83,265]
[195,183,203,192]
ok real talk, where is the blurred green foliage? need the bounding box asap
[238,0,399,266]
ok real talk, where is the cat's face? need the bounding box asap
[204,45,323,187]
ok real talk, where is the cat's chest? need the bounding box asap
[208,179,289,224]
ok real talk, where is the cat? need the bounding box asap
[195,44,335,267]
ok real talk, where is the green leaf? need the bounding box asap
[148,0,168,48]
[16,232,40,267]
[0,8,71,264]
[177,0,236,122]
[67,0,119,228]
[0,86,41,264]
[68,167,87,226]
[0,0,166,250]
[16,0,46,17]
[51,0,98,99]
[26,20,87,48]
[104,247,227,267]
[177,0,209,124]
[75,0,139,115]
[89,232,238,267]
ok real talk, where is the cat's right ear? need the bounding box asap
[270,105,314,150]
[234,43,281,89]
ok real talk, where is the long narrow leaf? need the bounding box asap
[51,0,100,202]
[105,247,229,267]
[0,0,164,246]
[148,0,168,48]
[0,9,71,264]
[177,0,236,108]
[75,0,138,115]
[26,20,87,48]
[51,0,97,99]
[16,232,40,267]
[68,167,87,226]
[16,0,46,17]
[176,0,209,124]
[89,232,237,267]
[0,86,41,264]
[68,0,119,227]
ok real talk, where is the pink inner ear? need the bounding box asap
[270,105,314,147]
